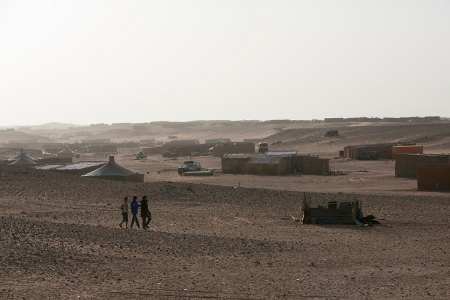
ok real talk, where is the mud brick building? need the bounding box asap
[417,164,450,191]
[395,153,450,178]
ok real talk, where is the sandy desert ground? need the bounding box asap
[1,121,449,299]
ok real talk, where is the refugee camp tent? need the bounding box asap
[10,150,36,165]
[8,150,35,161]
[57,147,76,158]
[82,156,144,182]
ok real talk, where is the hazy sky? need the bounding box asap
[1,0,449,126]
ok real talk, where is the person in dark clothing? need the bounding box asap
[130,196,140,229]
[119,197,129,228]
[140,195,151,229]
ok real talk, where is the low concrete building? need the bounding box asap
[221,153,329,175]
[395,153,450,178]
[417,164,450,191]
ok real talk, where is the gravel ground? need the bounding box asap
[0,165,449,299]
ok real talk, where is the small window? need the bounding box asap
[433,182,440,189]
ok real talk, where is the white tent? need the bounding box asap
[82,156,143,182]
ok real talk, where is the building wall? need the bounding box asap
[57,152,75,158]
[212,143,255,157]
[301,157,330,175]
[165,139,199,146]
[172,144,211,156]
[143,147,165,155]
[221,154,329,176]
[395,153,450,178]
[417,165,450,191]
[116,142,140,148]
[392,145,423,158]
[344,142,415,159]
[245,162,282,176]
[221,157,250,174]
[86,144,118,153]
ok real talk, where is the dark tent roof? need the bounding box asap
[58,147,75,154]
[82,156,136,177]
[8,150,35,161]
[10,151,36,165]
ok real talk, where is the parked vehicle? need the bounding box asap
[178,161,202,175]
[162,151,176,158]
[136,151,147,160]
[258,142,269,153]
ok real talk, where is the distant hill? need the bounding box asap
[263,122,450,155]
[0,131,51,143]
[28,122,84,130]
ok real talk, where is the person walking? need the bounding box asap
[130,196,140,229]
[140,195,151,229]
[119,197,129,228]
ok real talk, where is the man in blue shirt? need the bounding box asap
[130,196,140,229]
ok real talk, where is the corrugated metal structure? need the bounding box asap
[417,164,450,191]
[395,153,450,178]
[82,156,144,182]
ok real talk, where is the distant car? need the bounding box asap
[178,161,202,175]
[162,151,176,158]
[136,152,147,160]
[258,142,269,153]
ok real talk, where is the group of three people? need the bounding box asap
[119,195,151,229]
